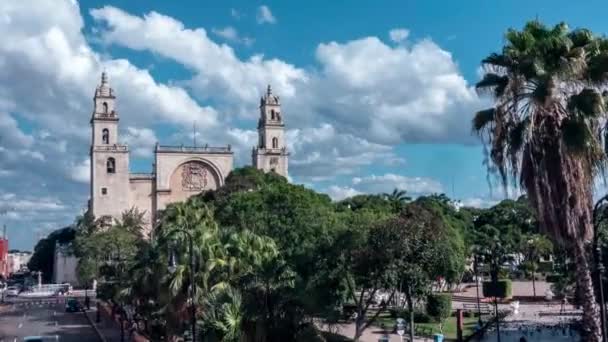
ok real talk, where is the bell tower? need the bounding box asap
[90,72,130,221]
[252,85,289,177]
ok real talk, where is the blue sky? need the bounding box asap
[2,0,608,250]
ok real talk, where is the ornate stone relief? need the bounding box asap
[182,162,208,191]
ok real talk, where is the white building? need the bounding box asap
[89,73,289,229]
[52,242,79,285]
[7,251,31,274]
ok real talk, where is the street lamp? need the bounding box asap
[473,252,482,325]
[167,228,197,342]
[593,194,608,342]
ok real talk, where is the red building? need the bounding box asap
[0,238,8,279]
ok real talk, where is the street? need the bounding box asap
[0,297,100,342]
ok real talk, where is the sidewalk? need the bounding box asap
[84,301,130,342]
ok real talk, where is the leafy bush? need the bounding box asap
[96,281,119,301]
[388,308,431,323]
[482,279,512,298]
[426,294,452,323]
[296,325,326,342]
[545,274,561,283]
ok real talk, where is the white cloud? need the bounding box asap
[0,2,488,249]
[352,173,443,195]
[256,5,276,24]
[325,185,361,201]
[389,28,409,43]
[90,6,305,116]
[230,8,241,20]
[122,127,158,158]
[69,158,90,183]
[460,197,500,208]
[212,26,254,46]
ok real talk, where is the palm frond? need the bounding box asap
[475,73,510,97]
[472,108,496,133]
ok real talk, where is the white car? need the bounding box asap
[5,286,20,296]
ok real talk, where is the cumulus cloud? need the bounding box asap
[256,5,276,24]
[122,127,158,158]
[212,26,254,46]
[0,2,487,249]
[389,28,409,43]
[352,173,443,195]
[325,185,362,201]
[69,159,90,184]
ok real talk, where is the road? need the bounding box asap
[0,297,100,342]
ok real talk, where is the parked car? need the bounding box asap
[65,298,82,313]
[5,286,20,297]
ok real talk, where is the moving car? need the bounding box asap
[65,297,82,312]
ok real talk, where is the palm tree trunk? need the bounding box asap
[574,239,602,342]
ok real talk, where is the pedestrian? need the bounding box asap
[84,295,90,310]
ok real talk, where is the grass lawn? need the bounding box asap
[375,313,479,340]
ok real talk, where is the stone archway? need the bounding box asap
[167,160,221,203]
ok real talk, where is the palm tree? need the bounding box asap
[382,188,411,212]
[473,21,608,340]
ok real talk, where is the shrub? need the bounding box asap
[426,294,452,323]
[388,308,431,323]
[545,274,561,283]
[96,281,118,301]
[482,279,512,298]
[296,325,326,342]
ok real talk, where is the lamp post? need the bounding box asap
[473,252,482,324]
[167,228,197,342]
[593,195,608,342]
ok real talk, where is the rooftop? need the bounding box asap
[155,144,233,154]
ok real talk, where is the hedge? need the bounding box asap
[482,279,512,298]
[388,308,432,323]
[426,294,452,323]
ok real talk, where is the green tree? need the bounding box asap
[338,202,454,342]
[28,226,76,282]
[474,21,608,339]
[382,188,411,213]
[521,234,553,297]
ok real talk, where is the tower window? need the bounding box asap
[102,129,109,144]
[272,137,279,149]
[101,187,108,195]
[102,102,108,114]
[271,109,276,120]
[107,157,116,174]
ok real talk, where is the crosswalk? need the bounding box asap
[10,300,62,308]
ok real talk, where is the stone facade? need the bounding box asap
[89,73,288,230]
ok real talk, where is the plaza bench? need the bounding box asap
[463,303,492,314]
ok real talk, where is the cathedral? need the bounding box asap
[89,72,289,226]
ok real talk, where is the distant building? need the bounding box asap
[7,251,31,275]
[0,238,8,279]
[89,73,288,233]
[52,242,79,285]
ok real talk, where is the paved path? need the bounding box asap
[0,297,100,342]
[319,323,428,342]
[84,302,129,342]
